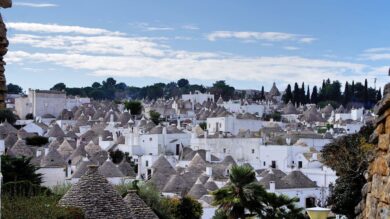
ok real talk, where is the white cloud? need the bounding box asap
[129,22,174,31]
[283,46,300,51]
[207,31,316,43]
[7,22,375,87]
[7,22,123,36]
[14,2,58,8]
[360,47,390,61]
[182,25,199,30]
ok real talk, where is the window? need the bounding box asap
[263,161,266,166]
[146,161,149,167]
[251,149,255,154]
[298,161,303,168]
[149,137,152,141]
[271,161,276,168]
[223,148,226,153]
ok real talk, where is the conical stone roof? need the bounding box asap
[8,139,33,157]
[187,179,208,199]
[98,159,124,178]
[204,177,219,191]
[162,174,188,194]
[57,139,74,159]
[85,141,101,157]
[123,190,158,219]
[40,148,66,168]
[59,165,133,219]
[118,159,136,177]
[46,124,65,138]
[151,155,176,175]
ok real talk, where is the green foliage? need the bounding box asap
[149,110,161,125]
[166,196,203,219]
[136,182,173,219]
[109,149,124,164]
[25,113,34,120]
[2,180,51,197]
[7,83,23,94]
[177,78,189,88]
[51,183,72,196]
[282,84,293,104]
[209,80,235,101]
[212,165,304,218]
[199,122,207,131]
[0,109,17,124]
[25,136,49,146]
[1,155,42,185]
[124,100,142,115]
[321,124,375,218]
[263,111,281,122]
[2,195,84,219]
[51,82,66,91]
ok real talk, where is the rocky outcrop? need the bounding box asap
[0,0,11,109]
[356,83,390,218]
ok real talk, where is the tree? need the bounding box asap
[25,136,48,146]
[177,78,189,88]
[167,196,203,219]
[212,165,303,218]
[306,85,311,104]
[7,83,23,94]
[25,113,34,120]
[109,150,124,164]
[50,82,66,91]
[102,77,117,89]
[124,100,142,115]
[377,88,382,101]
[300,82,306,104]
[282,84,293,104]
[311,86,319,104]
[364,79,368,108]
[260,86,265,100]
[91,82,101,88]
[321,125,374,218]
[209,81,235,101]
[149,110,161,125]
[0,109,17,124]
[292,83,300,104]
[2,155,42,185]
[343,82,350,105]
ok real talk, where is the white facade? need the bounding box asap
[37,167,66,187]
[65,97,90,110]
[222,100,265,116]
[182,91,214,104]
[207,116,280,135]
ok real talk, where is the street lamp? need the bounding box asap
[306,207,331,219]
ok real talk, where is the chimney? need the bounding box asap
[205,150,211,162]
[44,147,49,156]
[269,181,275,193]
[286,137,291,145]
[206,166,212,176]
[36,149,42,157]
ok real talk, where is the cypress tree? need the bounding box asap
[343,82,350,105]
[282,84,293,104]
[293,82,300,104]
[351,80,355,101]
[306,85,310,103]
[261,86,265,100]
[364,79,368,108]
[311,86,318,104]
[300,82,306,104]
[377,88,382,101]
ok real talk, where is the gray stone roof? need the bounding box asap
[48,139,61,150]
[119,111,131,126]
[8,139,33,157]
[118,159,136,177]
[46,124,65,138]
[69,144,87,165]
[72,159,94,178]
[283,101,299,115]
[162,174,188,194]
[188,179,208,199]
[123,190,158,219]
[0,121,17,138]
[280,170,317,188]
[84,141,101,157]
[151,155,176,175]
[40,148,66,168]
[188,153,207,172]
[198,174,209,184]
[59,165,133,219]
[98,159,124,178]
[4,133,17,149]
[204,177,219,191]
[150,171,172,191]
[222,155,237,166]
[90,150,108,165]
[57,139,74,159]
[268,82,281,97]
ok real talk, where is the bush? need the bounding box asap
[2,195,84,219]
[25,113,34,120]
[25,136,49,146]
[166,196,203,219]
[0,109,17,124]
[2,180,51,197]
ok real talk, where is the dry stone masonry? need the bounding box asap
[356,83,390,218]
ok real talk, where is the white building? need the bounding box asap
[182,91,214,104]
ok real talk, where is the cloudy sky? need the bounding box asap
[3,0,390,91]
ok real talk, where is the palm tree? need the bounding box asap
[212,165,266,218]
[212,165,305,219]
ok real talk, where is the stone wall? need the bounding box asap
[356,84,390,218]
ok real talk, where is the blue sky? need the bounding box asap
[3,0,390,91]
